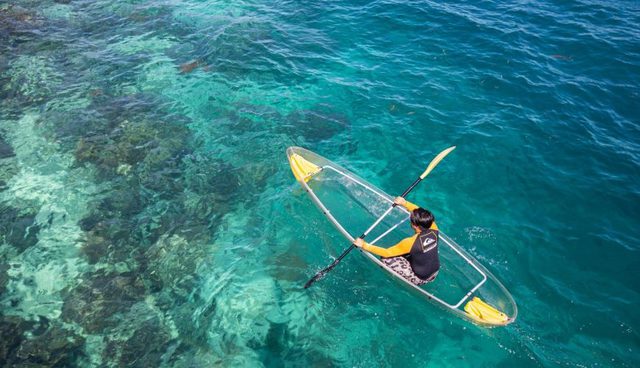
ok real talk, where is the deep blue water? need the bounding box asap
[0,0,638,366]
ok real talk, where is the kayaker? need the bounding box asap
[354,197,439,285]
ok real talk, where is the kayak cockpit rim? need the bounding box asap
[298,162,494,315]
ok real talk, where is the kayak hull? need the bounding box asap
[287,146,517,327]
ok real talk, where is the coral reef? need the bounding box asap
[0,315,85,367]
[103,315,173,368]
[179,60,200,74]
[0,0,353,366]
[0,135,15,159]
[5,55,62,104]
[284,107,350,142]
[0,205,40,254]
[0,135,18,192]
[0,263,8,296]
[61,270,146,333]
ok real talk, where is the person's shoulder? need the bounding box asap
[403,233,419,242]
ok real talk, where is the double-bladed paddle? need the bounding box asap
[304,146,456,289]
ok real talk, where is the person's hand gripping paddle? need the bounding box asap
[304,146,456,289]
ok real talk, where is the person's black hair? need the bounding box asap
[410,208,434,230]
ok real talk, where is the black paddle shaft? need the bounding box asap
[303,176,423,289]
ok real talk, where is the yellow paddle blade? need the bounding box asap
[464,296,510,325]
[289,153,321,182]
[419,146,456,179]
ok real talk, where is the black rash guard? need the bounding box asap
[406,229,440,279]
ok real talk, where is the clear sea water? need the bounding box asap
[0,0,638,366]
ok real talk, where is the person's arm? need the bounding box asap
[403,200,419,212]
[394,197,418,212]
[355,236,415,258]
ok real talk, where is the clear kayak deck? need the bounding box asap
[287,146,517,327]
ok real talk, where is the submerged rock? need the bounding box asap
[0,206,40,253]
[248,320,339,367]
[5,54,61,104]
[44,110,114,147]
[75,135,119,172]
[61,270,146,333]
[100,299,176,367]
[97,180,148,218]
[138,158,185,197]
[235,162,277,200]
[79,209,136,264]
[143,234,205,294]
[0,5,41,35]
[284,108,349,142]
[0,263,8,295]
[0,134,18,191]
[270,251,308,282]
[0,135,15,159]
[179,60,200,74]
[74,115,190,181]
[79,232,105,264]
[60,94,191,175]
[14,321,85,366]
[0,315,31,365]
[0,315,85,367]
[112,317,172,368]
[183,154,240,198]
[179,154,242,232]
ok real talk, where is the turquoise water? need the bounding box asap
[1,0,638,366]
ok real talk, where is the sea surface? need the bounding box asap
[1,0,639,367]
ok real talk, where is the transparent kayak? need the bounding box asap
[287,146,517,327]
